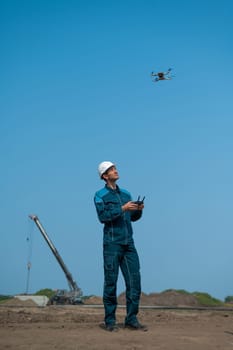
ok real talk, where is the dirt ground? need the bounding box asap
[1,299,233,350]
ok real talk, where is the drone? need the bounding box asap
[151,68,173,83]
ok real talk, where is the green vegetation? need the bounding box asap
[35,289,56,299]
[192,292,223,306]
[34,290,94,301]
[225,296,233,303]
[0,295,13,304]
[163,288,190,295]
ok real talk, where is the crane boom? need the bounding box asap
[29,214,83,304]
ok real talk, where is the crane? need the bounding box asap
[29,214,83,305]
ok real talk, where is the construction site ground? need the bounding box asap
[1,292,233,350]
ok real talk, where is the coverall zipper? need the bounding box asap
[116,192,129,244]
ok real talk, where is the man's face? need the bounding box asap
[103,165,119,182]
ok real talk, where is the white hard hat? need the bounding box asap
[98,161,115,178]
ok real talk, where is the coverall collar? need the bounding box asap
[105,184,120,193]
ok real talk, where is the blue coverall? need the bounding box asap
[94,184,142,326]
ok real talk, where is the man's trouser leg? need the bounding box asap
[120,244,141,325]
[103,244,120,326]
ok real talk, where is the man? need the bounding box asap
[94,161,147,332]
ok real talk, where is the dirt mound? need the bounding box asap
[84,290,199,306]
[3,298,37,307]
[118,290,199,306]
[83,296,102,305]
[145,290,199,306]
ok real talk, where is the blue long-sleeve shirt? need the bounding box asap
[94,184,142,245]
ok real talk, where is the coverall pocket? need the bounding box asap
[104,253,119,287]
[104,254,114,271]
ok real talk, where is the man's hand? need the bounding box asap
[122,201,144,212]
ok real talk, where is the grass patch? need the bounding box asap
[0,295,13,304]
[163,288,191,295]
[192,292,223,306]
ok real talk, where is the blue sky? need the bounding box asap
[1,0,233,301]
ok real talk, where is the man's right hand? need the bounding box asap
[122,201,144,212]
